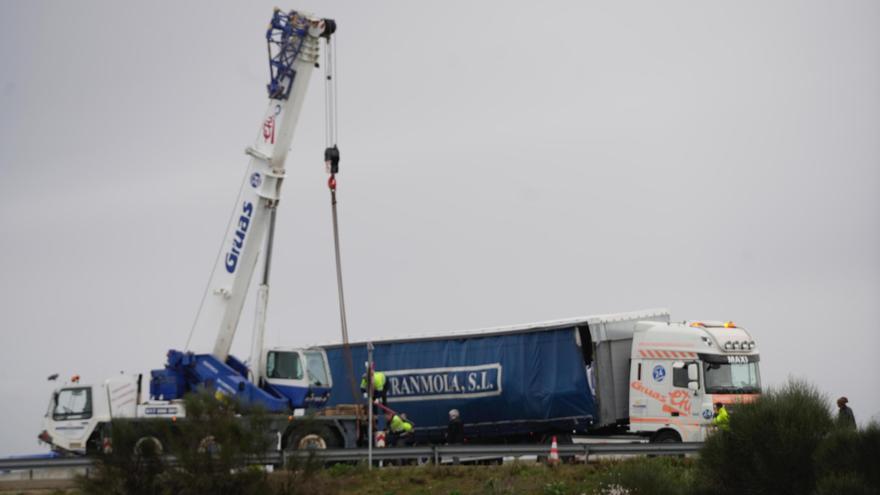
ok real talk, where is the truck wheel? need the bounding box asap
[411,441,432,466]
[134,436,164,457]
[198,435,221,455]
[650,430,684,458]
[651,430,682,443]
[286,425,341,451]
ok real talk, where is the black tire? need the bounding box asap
[650,430,684,458]
[197,435,221,455]
[651,430,682,443]
[285,425,341,451]
[410,441,432,466]
[134,436,164,457]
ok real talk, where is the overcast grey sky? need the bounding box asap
[1,1,878,456]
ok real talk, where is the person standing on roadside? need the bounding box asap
[446,408,464,465]
[837,396,856,429]
[446,409,464,444]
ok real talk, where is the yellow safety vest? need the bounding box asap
[361,371,386,392]
[713,406,730,431]
[390,414,413,434]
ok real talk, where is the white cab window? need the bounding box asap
[305,351,330,387]
[266,351,303,380]
[53,387,92,420]
[704,362,761,394]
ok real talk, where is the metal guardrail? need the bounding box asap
[0,454,285,472]
[287,442,702,463]
[0,456,94,471]
[0,443,701,472]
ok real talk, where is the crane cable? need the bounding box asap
[322,36,362,419]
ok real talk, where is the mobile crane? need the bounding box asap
[38,9,360,455]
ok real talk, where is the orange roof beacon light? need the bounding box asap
[71,375,80,383]
[689,322,706,328]
[724,321,737,328]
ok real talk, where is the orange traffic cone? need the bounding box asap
[548,436,560,465]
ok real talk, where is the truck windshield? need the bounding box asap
[704,362,761,394]
[266,351,303,380]
[53,387,92,420]
[305,352,330,387]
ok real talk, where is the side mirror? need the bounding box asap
[688,381,699,391]
[687,363,699,381]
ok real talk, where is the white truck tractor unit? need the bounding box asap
[320,309,761,445]
[613,316,759,442]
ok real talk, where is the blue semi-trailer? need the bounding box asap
[321,309,627,444]
[323,320,596,444]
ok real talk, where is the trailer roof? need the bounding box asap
[318,308,670,348]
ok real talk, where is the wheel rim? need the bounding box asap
[198,435,221,454]
[297,433,328,450]
[134,437,163,456]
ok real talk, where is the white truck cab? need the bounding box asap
[40,375,183,454]
[627,320,760,442]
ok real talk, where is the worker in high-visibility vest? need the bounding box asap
[360,363,387,416]
[386,411,414,447]
[713,402,730,431]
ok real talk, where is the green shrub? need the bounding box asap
[543,480,567,495]
[696,378,833,495]
[326,461,361,477]
[160,392,273,495]
[814,421,880,493]
[597,457,693,495]
[77,391,275,495]
[813,473,874,495]
[76,419,168,495]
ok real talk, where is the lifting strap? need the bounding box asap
[322,35,362,419]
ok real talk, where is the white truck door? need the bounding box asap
[629,359,675,435]
[49,386,98,452]
[670,360,705,441]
